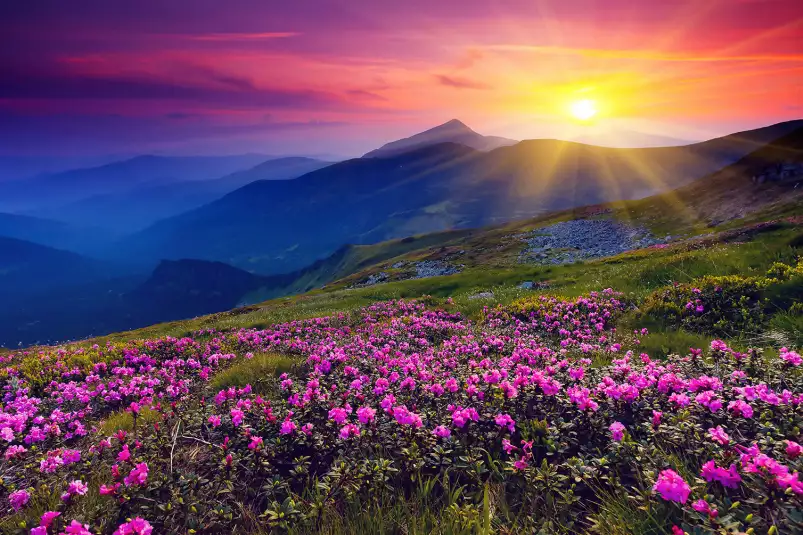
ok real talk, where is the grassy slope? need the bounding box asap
[63,128,803,347]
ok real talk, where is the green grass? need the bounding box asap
[208,352,298,394]
[83,224,801,347]
[98,406,162,435]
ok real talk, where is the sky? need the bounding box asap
[1,0,802,158]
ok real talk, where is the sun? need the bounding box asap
[569,99,597,121]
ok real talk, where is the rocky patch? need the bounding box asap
[518,219,668,265]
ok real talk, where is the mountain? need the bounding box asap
[35,157,332,232]
[117,120,803,275]
[126,259,271,323]
[0,236,118,297]
[0,153,271,213]
[363,119,518,158]
[0,212,118,253]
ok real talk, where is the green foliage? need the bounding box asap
[208,352,297,393]
[98,406,161,435]
[641,275,769,336]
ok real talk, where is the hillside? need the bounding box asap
[117,120,803,274]
[363,119,517,158]
[0,212,117,254]
[0,236,118,296]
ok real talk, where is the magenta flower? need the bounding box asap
[780,348,802,366]
[67,479,88,496]
[280,420,297,435]
[41,511,61,527]
[786,440,802,459]
[100,483,121,495]
[123,463,149,486]
[653,469,691,503]
[339,423,360,439]
[707,426,730,446]
[692,499,717,517]
[432,425,451,438]
[701,460,741,488]
[651,411,662,429]
[207,415,222,427]
[328,407,349,424]
[248,436,263,450]
[356,406,376,424]
[31,527,47,535]
[117,444,131,462]
[609,421,625,442]
[494,413,516,433]
[9,489,29,511]
[62,521,93,535]
[230,408,244,426]
[727,400,753,418]
[113,517,153,535]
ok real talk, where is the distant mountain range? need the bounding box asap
[0,153,272,213]
[116,119,803,274]
[1,118,802,347]
[32,157,332,232]
[363,119,518,158]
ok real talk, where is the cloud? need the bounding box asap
[347,89,387,101]
[435,75,490,90]
[0,70,344,110]
[187,32,301,41]
[480,44,803,63]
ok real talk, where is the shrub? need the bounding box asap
[641,275,769,336]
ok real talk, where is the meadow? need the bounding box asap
[0,219,801,534]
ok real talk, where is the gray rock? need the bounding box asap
[517,219,665,266]
[413,260,462,279]
[519,281,535,289]
[468,291,494,300]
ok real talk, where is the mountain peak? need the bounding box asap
[363,119,516,158]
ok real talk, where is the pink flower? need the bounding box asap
[707,426,730,446]
[494,413,516,433]
[609,421,625,442]
[433,425,451,438]
[339,423,360,439]
[113,517,153,535]
[100,483,121,495]
[356,406,376,424]
[62,520,92,535]
[117,444,131,462]
[328,407,349,424]
[230,408,244,426]
[392,406,423,427]
[701,460,741,488]
[67,479,88,496]
[9,489,29,511]
[248,436,263,450]
[41,511,61,527]
[692,499,717,517]
[513,456,529,471]
[280,420,297,435]
[651,411,662,429]
[786,440,802,459]
[31,528,47,535]
[301,423,314,436]
[653,469,691,503]
[672,527,684,535]
[727,400,753,418]
[780,348,802,366]
[207,415,221,427]
[123,463,149,486]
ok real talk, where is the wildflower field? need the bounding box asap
[1,255,802,535]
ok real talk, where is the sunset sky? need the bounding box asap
[2,0,802,157]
